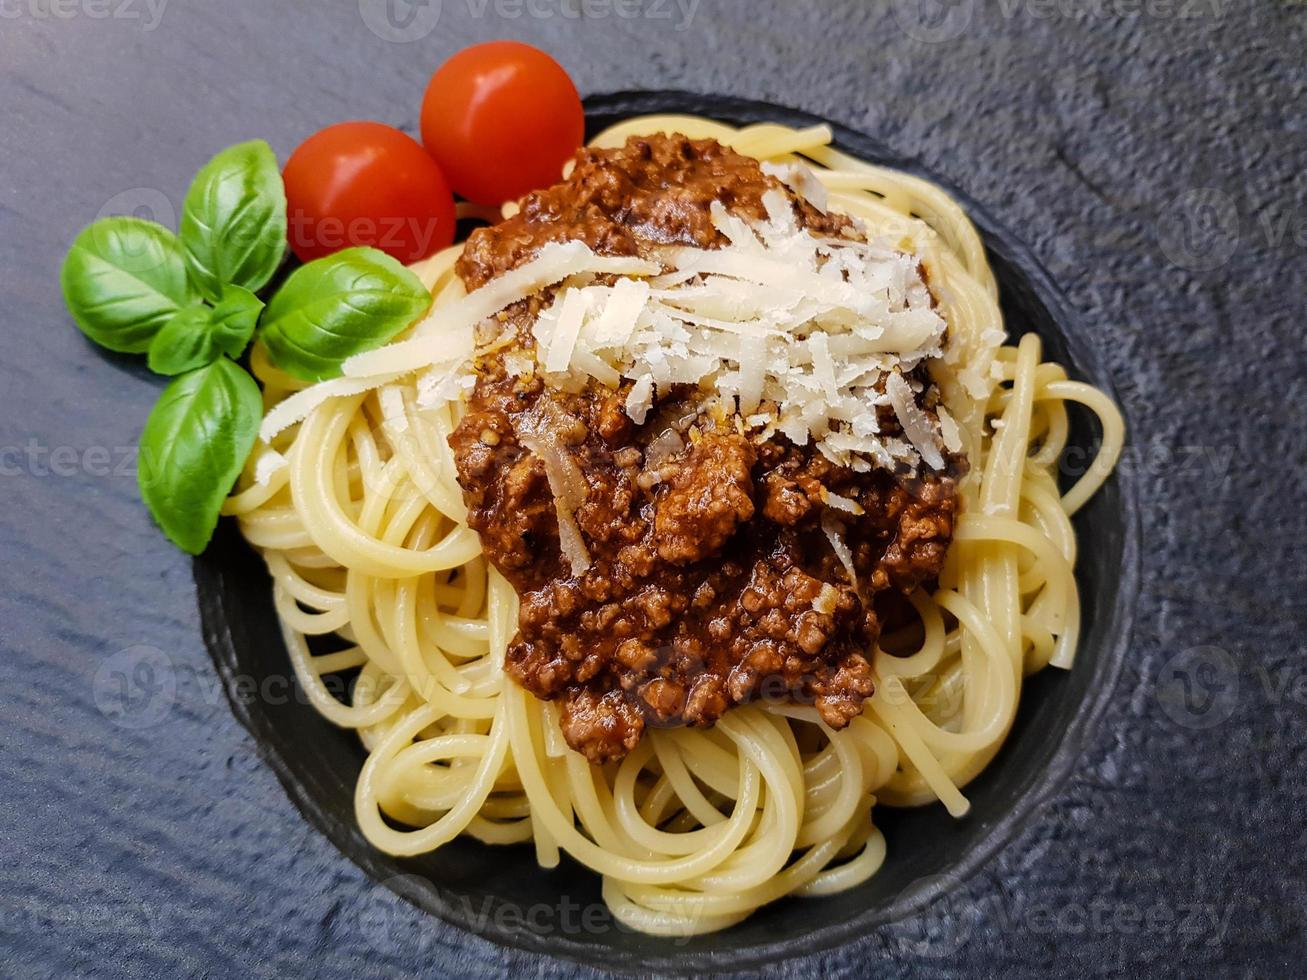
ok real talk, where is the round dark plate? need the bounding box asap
[195,91,1140,974]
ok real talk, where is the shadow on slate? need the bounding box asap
[193,91,1141,974]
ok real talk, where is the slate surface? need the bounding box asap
[1,2,1304,977]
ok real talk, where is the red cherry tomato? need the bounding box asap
[421,41,584,207]
[283,121,456,264]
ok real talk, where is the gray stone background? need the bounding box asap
[1,0,1304,976]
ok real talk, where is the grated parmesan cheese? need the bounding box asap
[822,488,865,515]
[252,448,288,486]
[821,512,858,590]
[341,242,659,380]
[886,371,945,471]
[259,371,406,442]
[625,375,654,425]
[937,405,963,454]
[761,161,829,214]
[518,420,591,576]
[539,288,588,374]
[284,185,964,481]
[812,582,841,615]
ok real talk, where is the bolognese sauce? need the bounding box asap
[449,135,960,763]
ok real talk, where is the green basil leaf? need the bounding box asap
[148,307,221,376]
[147,286,263,376]
[259,246,432,382]
[180,140,287,301]
[137,358,262,555]
[209,283,264,358]
[61,217,196,353]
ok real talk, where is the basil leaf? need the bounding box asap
[259,247,432,382]
[137,358,262,555]
[209,284,264,358]
[146,286,264,376]
[61,217,196,353]
[148,307,220,376]
[180,140,287,301]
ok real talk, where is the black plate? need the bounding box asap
[195,91,1140,974]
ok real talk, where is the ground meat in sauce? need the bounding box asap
[449,134,961,763]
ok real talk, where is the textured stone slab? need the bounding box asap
[1,2,1304,977]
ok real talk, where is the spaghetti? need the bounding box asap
[223,115,1124,936]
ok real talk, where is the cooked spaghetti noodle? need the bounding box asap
[223,115,1123,935]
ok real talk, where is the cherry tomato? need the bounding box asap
[421,41,584,207]
[283,121,456,263]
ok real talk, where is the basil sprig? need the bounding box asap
[260,247,431,381]
[61,139,433,554]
